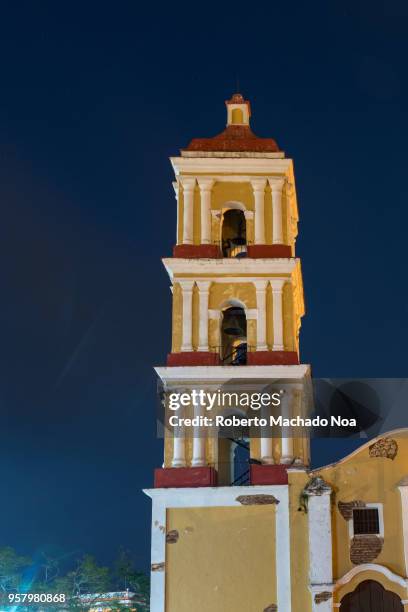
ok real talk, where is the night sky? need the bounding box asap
[1,0,408,572]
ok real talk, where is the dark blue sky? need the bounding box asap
[1,0,407,571]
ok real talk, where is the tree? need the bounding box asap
[0,547,150,612]
[0,547,31,593]
[40,553,60,585]
[113,548,149,612]
[53,555,110,598]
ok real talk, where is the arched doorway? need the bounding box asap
[221,306,247,365]
[221,209,247,257]
[340,580,403,611]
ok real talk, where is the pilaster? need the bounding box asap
[254,280,268,351]
[180,177,196,245]
[304,477,334,612]
[398,477,408,577]
[251,178,267,245]
[197,178,214,245]
[270,278,285,350]
[269,178,285,245]
[179,280,194,351]
[196,280,211,351]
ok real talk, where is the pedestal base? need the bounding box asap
[247,351,299,366]
[247,244,292,258]
[250,464,289,485]
[167,352,221,366]
[154,467,218,488]
[173,244,221,258]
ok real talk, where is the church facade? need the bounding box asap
[144,94,408,611]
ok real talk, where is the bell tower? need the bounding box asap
[145,94,312,612]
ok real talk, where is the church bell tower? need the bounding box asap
[145,93,312,612]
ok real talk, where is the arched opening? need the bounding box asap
[231,108,244,124]
[221,209,247,258]
[221,306,247,365]
[340,580,403,611]
[217,410,250,486]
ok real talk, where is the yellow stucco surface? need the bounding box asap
[165,505,277,612]
[171,284,182,352]
[317,430,408,581]
[177,176,298,250]
[211,181,254,213]
[171,278,299,354]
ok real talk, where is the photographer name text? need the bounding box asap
[168,414,357,428]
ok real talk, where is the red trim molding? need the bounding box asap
[167,352,221,366]
[247,351,299,366]
[250,464,288,485]
[167,352,297,366]
[173,244,222,258]
[247,244,292,258]
[154,467,218,488]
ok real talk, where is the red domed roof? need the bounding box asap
[182,93,280,153]
[183,124,280,153]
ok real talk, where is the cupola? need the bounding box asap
[225,92,251,126]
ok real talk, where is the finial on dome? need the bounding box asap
[225,93,251,126]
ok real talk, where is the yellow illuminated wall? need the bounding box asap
[165,505,277,612]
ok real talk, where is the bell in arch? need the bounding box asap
[222,307,247,336]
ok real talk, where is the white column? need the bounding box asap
[280,388,294,464]
[197,179,214,245]
[260,402,274,464]
[179,280,194,351]
[180,177,196,245]
[251,178,267,245]
[149,497,166,612]
[260,438,274,464]
[196,281,211,351]
[292,388,308,466]
[304,478,334,612]
[398,479,408,577]
[191,395,206,467]
[270,278,285,350]
[270,178,285,244]
[173,180,180,245]
[254,280,268,351]
[172,425,186,467]
[275,487,292,611]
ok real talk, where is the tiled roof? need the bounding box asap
[226,93,248,105]
[183,125,280,153]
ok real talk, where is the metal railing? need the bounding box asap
[209,344,256,366]
[217,441,263,487]
[232,467,250,486]
[213,239,253,259]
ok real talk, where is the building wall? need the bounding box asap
[281,432,408,610]
[320,430,408,580]
[165,505,277,612]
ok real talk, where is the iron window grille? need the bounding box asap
[352,508,380,535]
